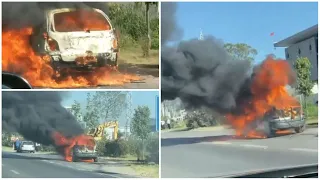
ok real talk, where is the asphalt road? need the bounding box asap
[2,152,133,178]
[34,64,159,89]
[161,127,318,178]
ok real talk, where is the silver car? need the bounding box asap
[17,141,36,153]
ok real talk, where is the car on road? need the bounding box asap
[248,106,305,138]
[71,140,98,162]
[17,141,36,153]
[30,8,119,77]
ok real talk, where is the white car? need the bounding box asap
[17,141,36,153]
[30,8,119,77]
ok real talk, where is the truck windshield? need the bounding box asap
[53,9,111,32]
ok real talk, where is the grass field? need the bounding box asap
[119,48,159,65]
[101,155,159,178]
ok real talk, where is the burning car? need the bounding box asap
[29,8,118,77]
[70,139,98,162]
[245,106,305,138]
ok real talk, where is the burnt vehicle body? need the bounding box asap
[30,8,118,76]
[245,106,305,138]
[71,140,98,162]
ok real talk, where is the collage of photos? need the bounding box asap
[1,1,318,179]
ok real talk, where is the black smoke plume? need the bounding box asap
[161,2,183,45]
[2,2,109,30]
[161,2,252,114]
[2,91,84,146]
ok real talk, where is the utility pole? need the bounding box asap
[199,29,204,40]
[125,92,133,139]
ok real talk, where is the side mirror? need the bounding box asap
[2,72,33,89]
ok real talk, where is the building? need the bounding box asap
[274,24,318,101]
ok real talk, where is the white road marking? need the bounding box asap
[10,170,20,175]
[240,144,268,149]
[98,172,122,178]
[212,141,232,145]
[290,148,318,153]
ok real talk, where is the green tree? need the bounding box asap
[71,100,82,121]
[130,106,151,161]
[83,93,100,132]
[293,57,314,109]
[90,92,128,121]
[118,130,125,139]
[224,43,258,62]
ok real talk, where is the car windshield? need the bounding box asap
[53,9,111,32]
[22,141,34,145]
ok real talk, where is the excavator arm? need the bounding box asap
[87,121,119,141]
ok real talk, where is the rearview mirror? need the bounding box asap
[2,72,33,89]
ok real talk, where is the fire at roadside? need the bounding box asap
[161,2,301,138]
[2,2,140,88]
[2,91,94,162]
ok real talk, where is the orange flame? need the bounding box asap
[2,10,141,88]
[227,57,299,138]
[54,9,110,32]
[53,132,95,162]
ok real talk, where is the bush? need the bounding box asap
[104,139,129,157]
[185,108,225,129]
[96,138,107,156]
[2,132,13,147]
[145,133,159,164]
[108,3,158,51]
[305,103,318,118]
[41,145,56,152]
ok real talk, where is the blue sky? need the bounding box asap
[175,2,318,64]
[60,91,159,127]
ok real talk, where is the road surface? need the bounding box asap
[34,64,159,89]
[161,127,318,178]
[2,152,134,178]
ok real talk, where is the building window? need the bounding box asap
[298,49,301,55]
[309,44,312,50]
[286,53,289,58]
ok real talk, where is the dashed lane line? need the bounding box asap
[212,141,232,145]
[41,159,123,178]
[10,170,20,175]
[289,148,318,153]
[240,144,268,149]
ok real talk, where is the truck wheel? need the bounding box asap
[93,158,98,162]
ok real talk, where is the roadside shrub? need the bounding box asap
[104,139,129,157]
[96,138,107,156]
[185,108,225,129]
[145,133,159,164]
[305,103,318,119]
[41,145,56,152]
[108,3,158,51]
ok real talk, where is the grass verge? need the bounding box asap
[129,164,159,178]
[2,146,14,152]
[306,118,318,125]
[119,48,159,65]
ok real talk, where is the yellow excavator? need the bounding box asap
[87,120,119,141]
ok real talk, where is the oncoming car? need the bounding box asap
[30,8,119,77]
[17,141,36,153]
